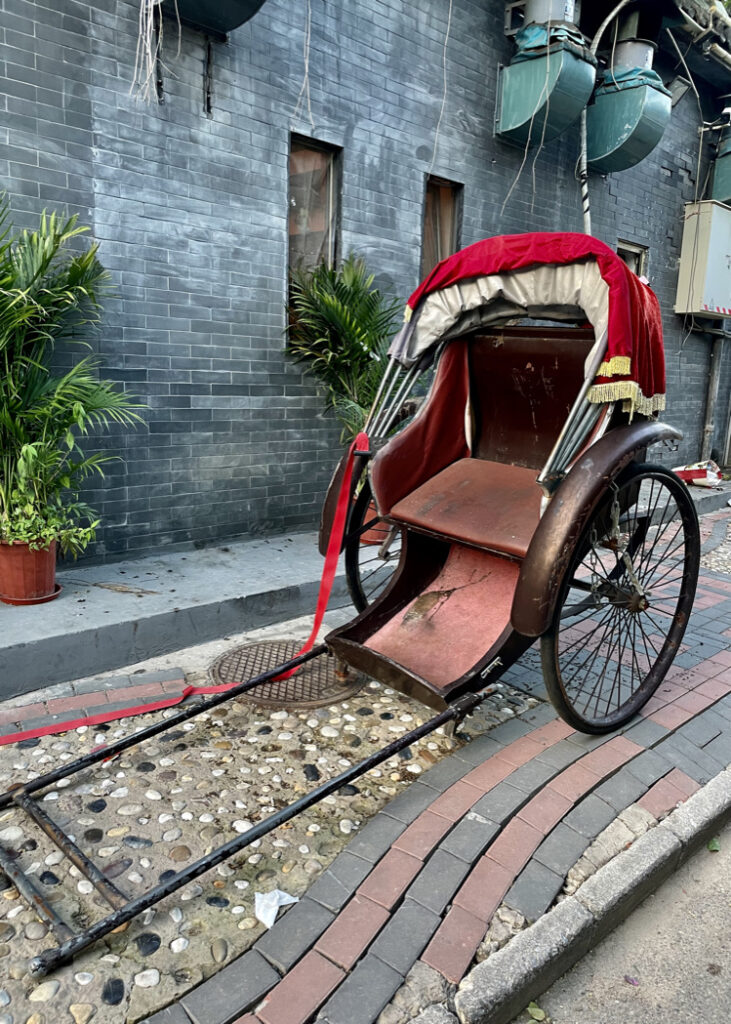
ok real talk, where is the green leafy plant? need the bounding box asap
[286,254,402,441]
[0,197,143,556]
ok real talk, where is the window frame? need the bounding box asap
[421,174,464,280]
[288,134,342,274]
[617,239,649,278]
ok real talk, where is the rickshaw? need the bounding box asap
[0,232,700,974]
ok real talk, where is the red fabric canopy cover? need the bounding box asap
[407,232,666,414]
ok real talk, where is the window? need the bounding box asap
[617,240,648,278]
[421,176,462,279]
[288,137,340,272]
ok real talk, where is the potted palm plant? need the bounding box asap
[0,199,142,604]
[286,253,401,443]
[286,254,401,546]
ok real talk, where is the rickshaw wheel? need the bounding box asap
[345,476,403,612]
[541,463,700,734]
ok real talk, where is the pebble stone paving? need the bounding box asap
[0,651,537,1023]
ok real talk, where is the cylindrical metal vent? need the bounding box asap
[524,0,576,25]
[613,40,656,72]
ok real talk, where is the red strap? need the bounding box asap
[274,430,368,680]
[0,435,369,748]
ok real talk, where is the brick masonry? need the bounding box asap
[1,0,728,563]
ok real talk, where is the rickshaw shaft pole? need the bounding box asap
[0,646,326,812]
[29,688,490,977]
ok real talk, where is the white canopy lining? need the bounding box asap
[390,260,611,381]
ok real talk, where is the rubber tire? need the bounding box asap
[540,462,700,733]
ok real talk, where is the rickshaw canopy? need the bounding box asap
[389,232,666,417]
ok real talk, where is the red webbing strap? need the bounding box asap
[0,435,369,748]
[274,430,369,680]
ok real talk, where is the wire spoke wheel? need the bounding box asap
[345,476,403,612]
[541,463,700,733]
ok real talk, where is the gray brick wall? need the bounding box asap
[1,0,728,562]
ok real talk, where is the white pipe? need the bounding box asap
[578,0,637,234]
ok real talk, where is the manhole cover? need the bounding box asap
[209,640,366,710]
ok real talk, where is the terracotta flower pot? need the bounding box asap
[0,540,61,605]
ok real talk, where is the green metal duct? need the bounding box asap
[712,129,731,205]
[161,0,268,38]
[586,64,672,174]
[497,25,597,147]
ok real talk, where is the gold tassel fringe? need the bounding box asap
[588,380,666,416]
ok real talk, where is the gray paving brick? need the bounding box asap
[517,703,558,729]
[440,813,501,863]
[702,731,731,766]
[306,852,372,912]
[181,950,279,1024]
[563,794,617,839]
[381,782,437,824]
[406,850,472,914]
[504,859,564,922]
[502,759,557,794]
[73,674,133,694]
[659,734,726,782]
[142,1006,192,1024]
[565,732,613,752]
[345,814,407,864]
[620,717,669,749]
[489,717,534,745]
[369,898,441,974]
[624,748,675,788]
[533,824,588,876]
[318,954,403,1024]
[454,733,505,767]
[472,783,527,826]
[594,769,649,813]
[678,710,726,749]
[419,756,473,792]
[254,898,333,973]
[535,740,584,771]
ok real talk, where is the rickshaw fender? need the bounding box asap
[511,420,683,637]
[318,449,369,557]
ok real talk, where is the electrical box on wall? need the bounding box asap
[674,201,731,319]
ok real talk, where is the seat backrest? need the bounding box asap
[469,326,594,470]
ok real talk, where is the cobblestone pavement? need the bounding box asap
[0,506,728,1024]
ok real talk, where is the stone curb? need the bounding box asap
[451,767,731,1024]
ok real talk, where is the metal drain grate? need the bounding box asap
[209,640,365,710]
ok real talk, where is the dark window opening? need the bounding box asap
[288,137,340,273]
[421,176,463,279]
[617,240,649,278]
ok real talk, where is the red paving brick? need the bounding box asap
[105,682,168,704]
[161,676,186,692]
[673,690,715,714]
[517,788,573,834]
[422,906,487,983]
[686,660,727,680]
[485,818,542,873]
[315,895,389,970]
[710,649,731,668]
[664,769,701,799]
[46,692,107,715]
[357,849,422,909]
[462,755,513,793]
[649,704,695,729]
[231,1016,260,1024]
[638,776,688,819]
[581,736,643,777]
[494,736,545,768]
[697,677,731,700]
[0,703,46,726]
[452,855,513,921]
[257,951,344,1024]
[531,718,575,745]
[392,811,453,859]
[654,680,691,703]
[428,780,482,822]
[548,762,601,802]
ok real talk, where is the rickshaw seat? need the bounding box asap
[389,457,541,559]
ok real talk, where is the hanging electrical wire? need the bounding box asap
[131,0,181,102]
[291,0,315,130]
[428,0,455,177]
